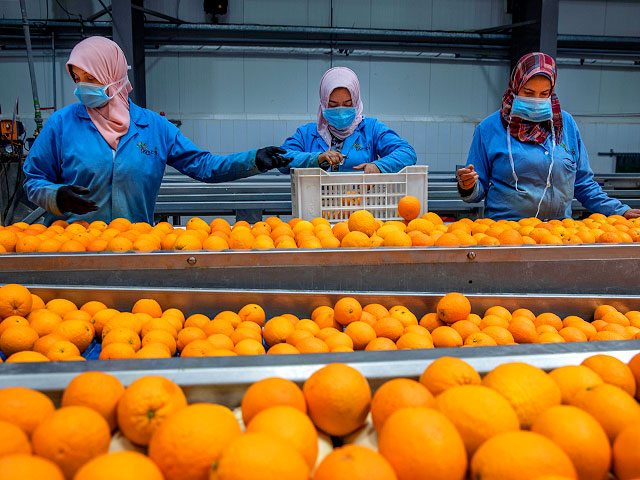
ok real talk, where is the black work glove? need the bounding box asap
[56,185,98,215]
[255,146,292,171]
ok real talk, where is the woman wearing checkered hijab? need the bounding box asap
[457,52,639,221]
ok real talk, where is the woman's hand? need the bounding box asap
[623,209,640,219]
[318,151,344,168]
[353,163,380,174]
[457,164,478,190]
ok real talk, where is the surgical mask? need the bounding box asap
[507,123,556,219]
[510,95,553,123]
[74,74,128,108]
[323,107,356,129]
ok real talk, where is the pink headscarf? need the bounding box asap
[66,36,133,150]
[316,67,364,148]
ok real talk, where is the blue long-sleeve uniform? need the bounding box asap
[23,100,261,224]
[279,117,416,174]
[461,110,629,220]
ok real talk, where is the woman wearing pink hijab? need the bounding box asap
[23,36,290,225]
[280,66,416,173]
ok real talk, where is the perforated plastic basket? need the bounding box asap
[291,166,428,223]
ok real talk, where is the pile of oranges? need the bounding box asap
[1,284,638,362]
[0,196,639,253]
[1,355,640,480]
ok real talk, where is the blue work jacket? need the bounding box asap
[23,100,261,224]
[279,117,416,173]
[461,110,629,220]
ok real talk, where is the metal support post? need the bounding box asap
[111,0,146,107]
[510,0,559,70]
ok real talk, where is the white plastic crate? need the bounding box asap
[291,166,428,223]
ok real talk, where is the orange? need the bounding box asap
[45,298,78,318]
[419,312,445,331]
[498,228,524,245]
[629,352,640,400]
[237,303,266,327]
[419,356,481,395]
[314,448,396,480]
[451,319,480,341]
[484,305,512,322]
[210,432,308,480]
[593,304,617,320]
[263,316,295,347]
[0,284,32,319]
[52,319,94,353]
[435,385,520,456]
[512,307,535,320]
[507,318,537,343]
[581,354,636,397]
[378,407,467,480]
[5,351,49,362]
[482,325,515,345]
[32,405,111,478]
[311,305,333,320]
[203,334,233,351]
[348,210,377,236]
[557,326,588,342]
[0,230,19,252]
[213,310,242,328]
[15,235,42,252]
[534,312,563,330]
[90,308,119,337]
[149,404,241,480]
[183,313,210,330]
[30,294,45,310]
[396,331,434,349]
[74,451,164,480]
[431,325,463,347]
[383,229,412,246]
[341,231,371,247]
[602,310,631,326]
[241,378,306,427]
[314,311,341,330]
[103,312,143,337]
[245,405,318,468]
[267,343,300,354]
[371,316,402,341]
[532,405,610,480]
[0,386,55,437]
[230,327,262,346]
[613,423,640,480]
[176,326,206,352]
[135,344,172,359]
[303,363,371,436]
[397,195,421,221]
[61,371,125,431]
[334,297,362,326]
[0,325,38,356]
[388,305,417,326]
[295,336,329,353]
[131,298,163,318]
[570,383,640,442]
[364,337,398,350]
[140,318,177,339]
[180,339,216,356]
[295,318,320,335]
[324,332,353,351]
[117,376,187,447]
[142,329,177,355]
[436,292,471,324]
[479,314,509,329]
[549,365,604,404]
[470,431,577,480]
[0,454,65,480]
[62,309,92,323]
[371,378,434,432]
[0,419,31,457]
[482,362,561,428]
[98,342,136,360]
[463,332,497,346]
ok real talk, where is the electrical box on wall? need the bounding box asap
[204,0,228,22]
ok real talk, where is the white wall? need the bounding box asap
[1,0,638,173]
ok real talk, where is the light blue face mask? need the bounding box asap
[322,107,357,130]
[511,95,553,123]
[74,74,128,109]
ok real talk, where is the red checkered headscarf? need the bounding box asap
[500,52,563,145]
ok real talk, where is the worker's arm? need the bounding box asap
[278,126,321,173]
[572,129,629,216]
[459,126,489,203]
[370,119,417,173]
[166,121,263,183]
[22,115,66,216]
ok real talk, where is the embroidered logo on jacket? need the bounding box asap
[354,142,371,151]
[137,142,158,156]
[559,142,575,156]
